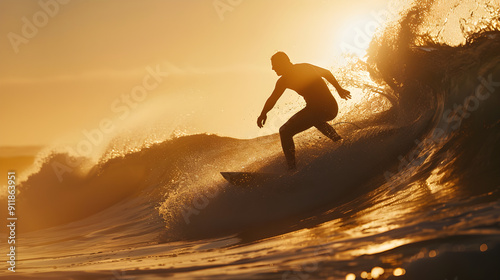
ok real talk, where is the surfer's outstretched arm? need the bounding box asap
[257,79,286,128]
[312,65,352,100]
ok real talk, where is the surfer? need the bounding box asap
[257,52,351,170]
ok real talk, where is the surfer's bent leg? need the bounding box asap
[279,128,297,170]
[279,108,317,170]
[314,104,340,142]
[315,122,341,142]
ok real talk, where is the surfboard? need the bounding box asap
[220,172,281,186]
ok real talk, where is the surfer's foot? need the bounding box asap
[326,130,342,142]
[287,166,298,174]
[330,133,342,142]
[286,161,297,171]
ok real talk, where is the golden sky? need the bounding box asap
[0,0,390,147]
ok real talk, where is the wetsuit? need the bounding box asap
[278,63,341,169]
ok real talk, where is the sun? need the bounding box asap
[337,14,386,57]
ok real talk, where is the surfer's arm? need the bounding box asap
[312,65,352,100]
[258,79,286,128]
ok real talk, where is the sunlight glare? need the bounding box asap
[338,15,383,57]
[480,244,488,252]
[371,267,385,279]
[393,268,406,276]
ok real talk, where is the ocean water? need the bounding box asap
[1,1,500,279]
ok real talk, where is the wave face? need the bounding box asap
[3,0,500,279]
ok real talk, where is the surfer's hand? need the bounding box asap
[339,89,352,100]
[257,114,267,128]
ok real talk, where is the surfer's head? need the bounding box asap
[271,51,292,76]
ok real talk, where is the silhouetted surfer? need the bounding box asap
[257,52,351,170]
